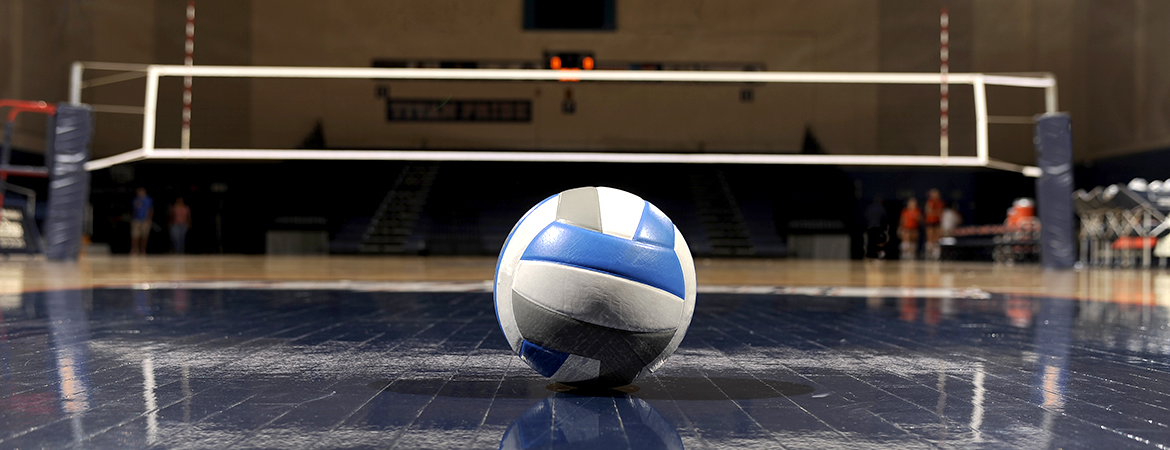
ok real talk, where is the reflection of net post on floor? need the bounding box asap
[69,62,1073,261]
[0,101,93,260]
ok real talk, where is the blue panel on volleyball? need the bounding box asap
[634,203,675,248]
[519,339,570,377]
[520,221,686,298]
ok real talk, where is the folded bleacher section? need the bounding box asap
[1074,178,1170,268]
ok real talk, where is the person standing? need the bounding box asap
[864,197,890,259]
[130,187,154,255]
[924,189,945,260]
[941,202,962,238]
[170,197,192,254]
[865,196,888,230]
[899,198,922,260]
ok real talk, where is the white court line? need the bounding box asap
[130,280,495,293]
[697,285,992,299]
[120,280,991,299]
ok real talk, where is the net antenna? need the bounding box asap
[70,62,1057,176]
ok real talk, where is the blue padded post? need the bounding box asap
[1034,113,1076,269]
[44,103,92,261]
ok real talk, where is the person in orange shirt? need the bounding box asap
[924,189,945,260]
[899,198,922,260]
[170,197,192,254]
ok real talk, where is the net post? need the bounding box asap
[1044,75,1059,114]
[940,7,949,164]
[181,0,195,151]
[973,75,989,165]
[69,62,83,106]
[44,104,93,260]
[142,65,160,155]
[1033,113,1076,269]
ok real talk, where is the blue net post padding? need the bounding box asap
[44,103,92,261]
[1034,113,1076,269]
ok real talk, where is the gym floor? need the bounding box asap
[1,256,1168,449]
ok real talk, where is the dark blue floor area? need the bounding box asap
[1,287,1168,449]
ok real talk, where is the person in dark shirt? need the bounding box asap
[864,197,889,259]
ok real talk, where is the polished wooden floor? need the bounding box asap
[2,254,1167,304]
[4,256,1169,449]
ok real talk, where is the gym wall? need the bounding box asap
[2,1,1169,165]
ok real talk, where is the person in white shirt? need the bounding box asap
[941,202,962,238]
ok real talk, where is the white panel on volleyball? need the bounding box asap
[645,227,698,374]
[551,355,602,383]
[513,261,684,333]
[596,187,648,240]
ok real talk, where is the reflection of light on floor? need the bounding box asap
[1157,274,1170,307]
[940,297,956,317]
[969,362,985,442]
[182,364,192,423]
[0,266,22,310]
[57,352,89,414]
[1005,296,1033,328]
[1074,270,1170,306]
[0,294,18,311]
[899,297,917,322]
[56,349,90,444]
[1039,367,1064,450]
[1041,364,1065,411]
[936,368,947,431]
[144,356,158,443]
[1128,337,1145,353]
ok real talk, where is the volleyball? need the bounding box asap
[494,186,697,388]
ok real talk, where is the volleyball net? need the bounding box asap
[71,62,1057,176]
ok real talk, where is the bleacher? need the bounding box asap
[1075,178,1170,268]
[329,163,789,257]
[941,198,1041,264]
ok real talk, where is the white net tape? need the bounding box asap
[71,62,1056,176]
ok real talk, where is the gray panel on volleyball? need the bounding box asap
[1034,113,1076,269]
[44,104,93,261]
